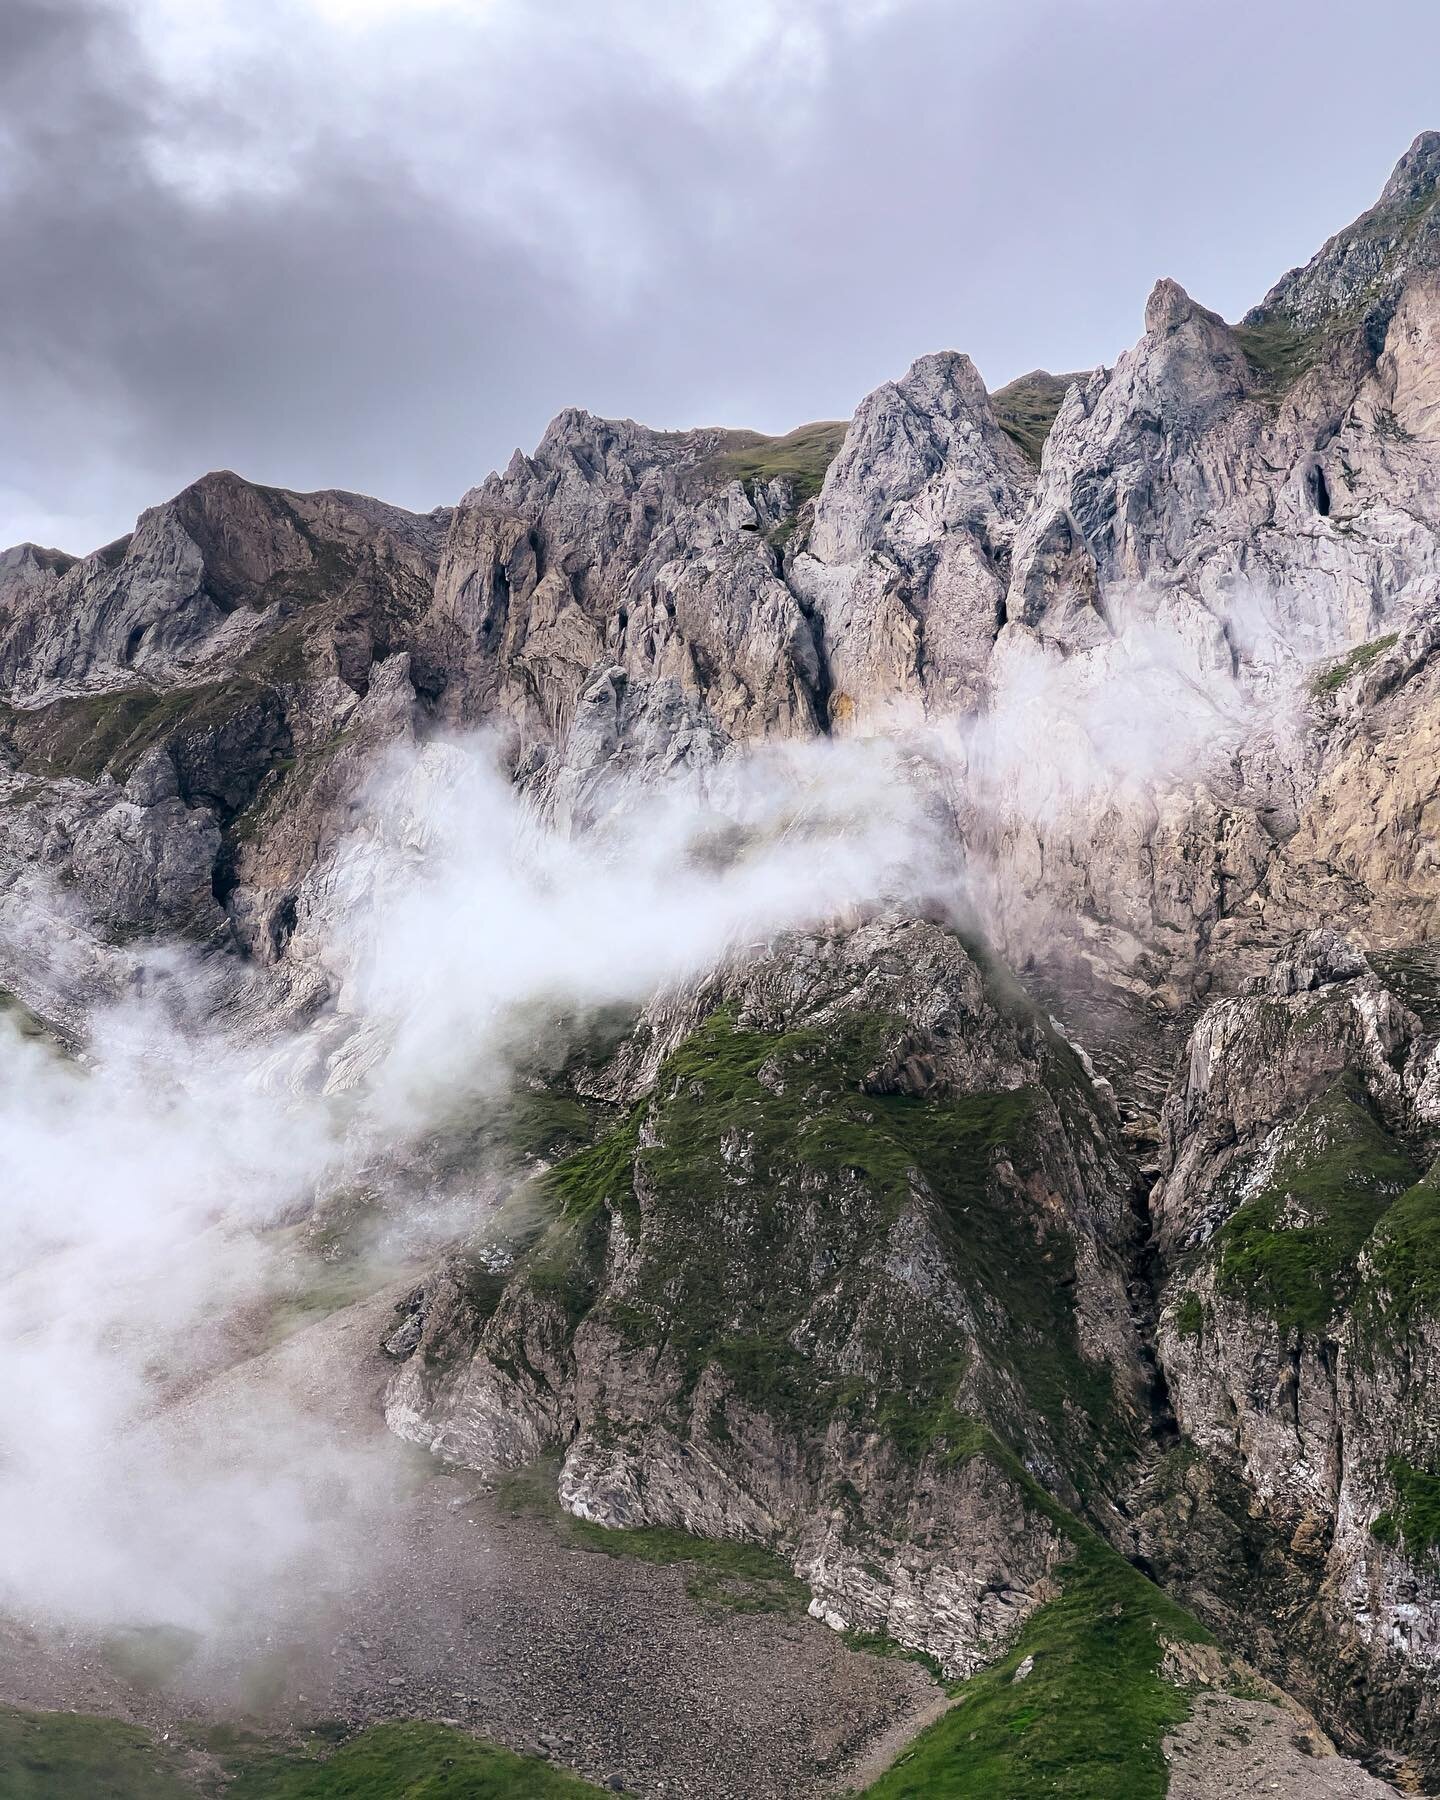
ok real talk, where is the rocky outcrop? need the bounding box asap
[973,242,1440,992]
[384,916,1152,1676]
[0,471,447,704]
[1246,129,1440,339]
[1000,128,1440,678]
[1141,931,1440,1773]
[0,475,445,964]
[789,352,1034,722]
[415,413,828,776]
[1217,616,1440,961]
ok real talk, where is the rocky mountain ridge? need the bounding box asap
[7,131,1440,1793]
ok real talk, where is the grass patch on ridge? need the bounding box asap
[1309,633,1398,695]
[710,421,848,505]
[1215,1077,1418,1334]
[990,370,1089,465]
[0,1710,616,1800]
[1233,316,1328,391]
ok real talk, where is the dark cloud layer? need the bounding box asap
[4,0,1440,550]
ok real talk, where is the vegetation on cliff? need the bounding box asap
[861,1437,1212,1800]
[1215,1077,1418,1334]
[513,997,1130,1490]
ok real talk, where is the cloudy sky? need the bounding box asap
[4,0,1439,553]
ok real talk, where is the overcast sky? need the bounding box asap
[4,0,1439,553]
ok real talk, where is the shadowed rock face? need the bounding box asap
[7,133,1440,1785]
[1141,931,1440,1773]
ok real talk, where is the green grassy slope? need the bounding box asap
[0,1714,613,1800]
[0,1707,195,1800]
[860,1445,1212,1800]
[990,370,1090,465]
[223,1722,611,1798]
[522,1002,1129,1488]
[709,421,848,504]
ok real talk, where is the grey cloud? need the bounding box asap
[4,0,1440,551]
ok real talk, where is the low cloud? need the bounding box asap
[0,575,1360,1645]
[0,725,952,1639]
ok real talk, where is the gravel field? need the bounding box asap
[1165,1695,1402,1799]
[2,1285,1409,1798]
[0,1284,938,1798]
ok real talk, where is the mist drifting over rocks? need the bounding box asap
[0,726,962,1641]
[5,126,1440,1800]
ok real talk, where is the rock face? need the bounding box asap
[1227,618,1440,959]
[385,916,1149,1675]
[1010,263,1440,664]
[788,351,1034,723]
[7,139,1440,999]
[6,130,1440,1784]
[1247,130,1440,337]
[0,472,447,703]
[415,412,830,776]
[0,474,447,975]
[1142,930,1440,1775]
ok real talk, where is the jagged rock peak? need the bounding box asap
[473,409,752,508]
[896,347,990,409]
[1144,276,1229,336]
[1245,126,1440,332]
[804,346,1031,568]
[0,468,449,707]
[535,406,751,469]
[1380,127,1440,205]
[0,541,77,584]
[785,345,1033,725]
[530,406,674,466]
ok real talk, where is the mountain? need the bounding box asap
[6,133,1440,1798]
